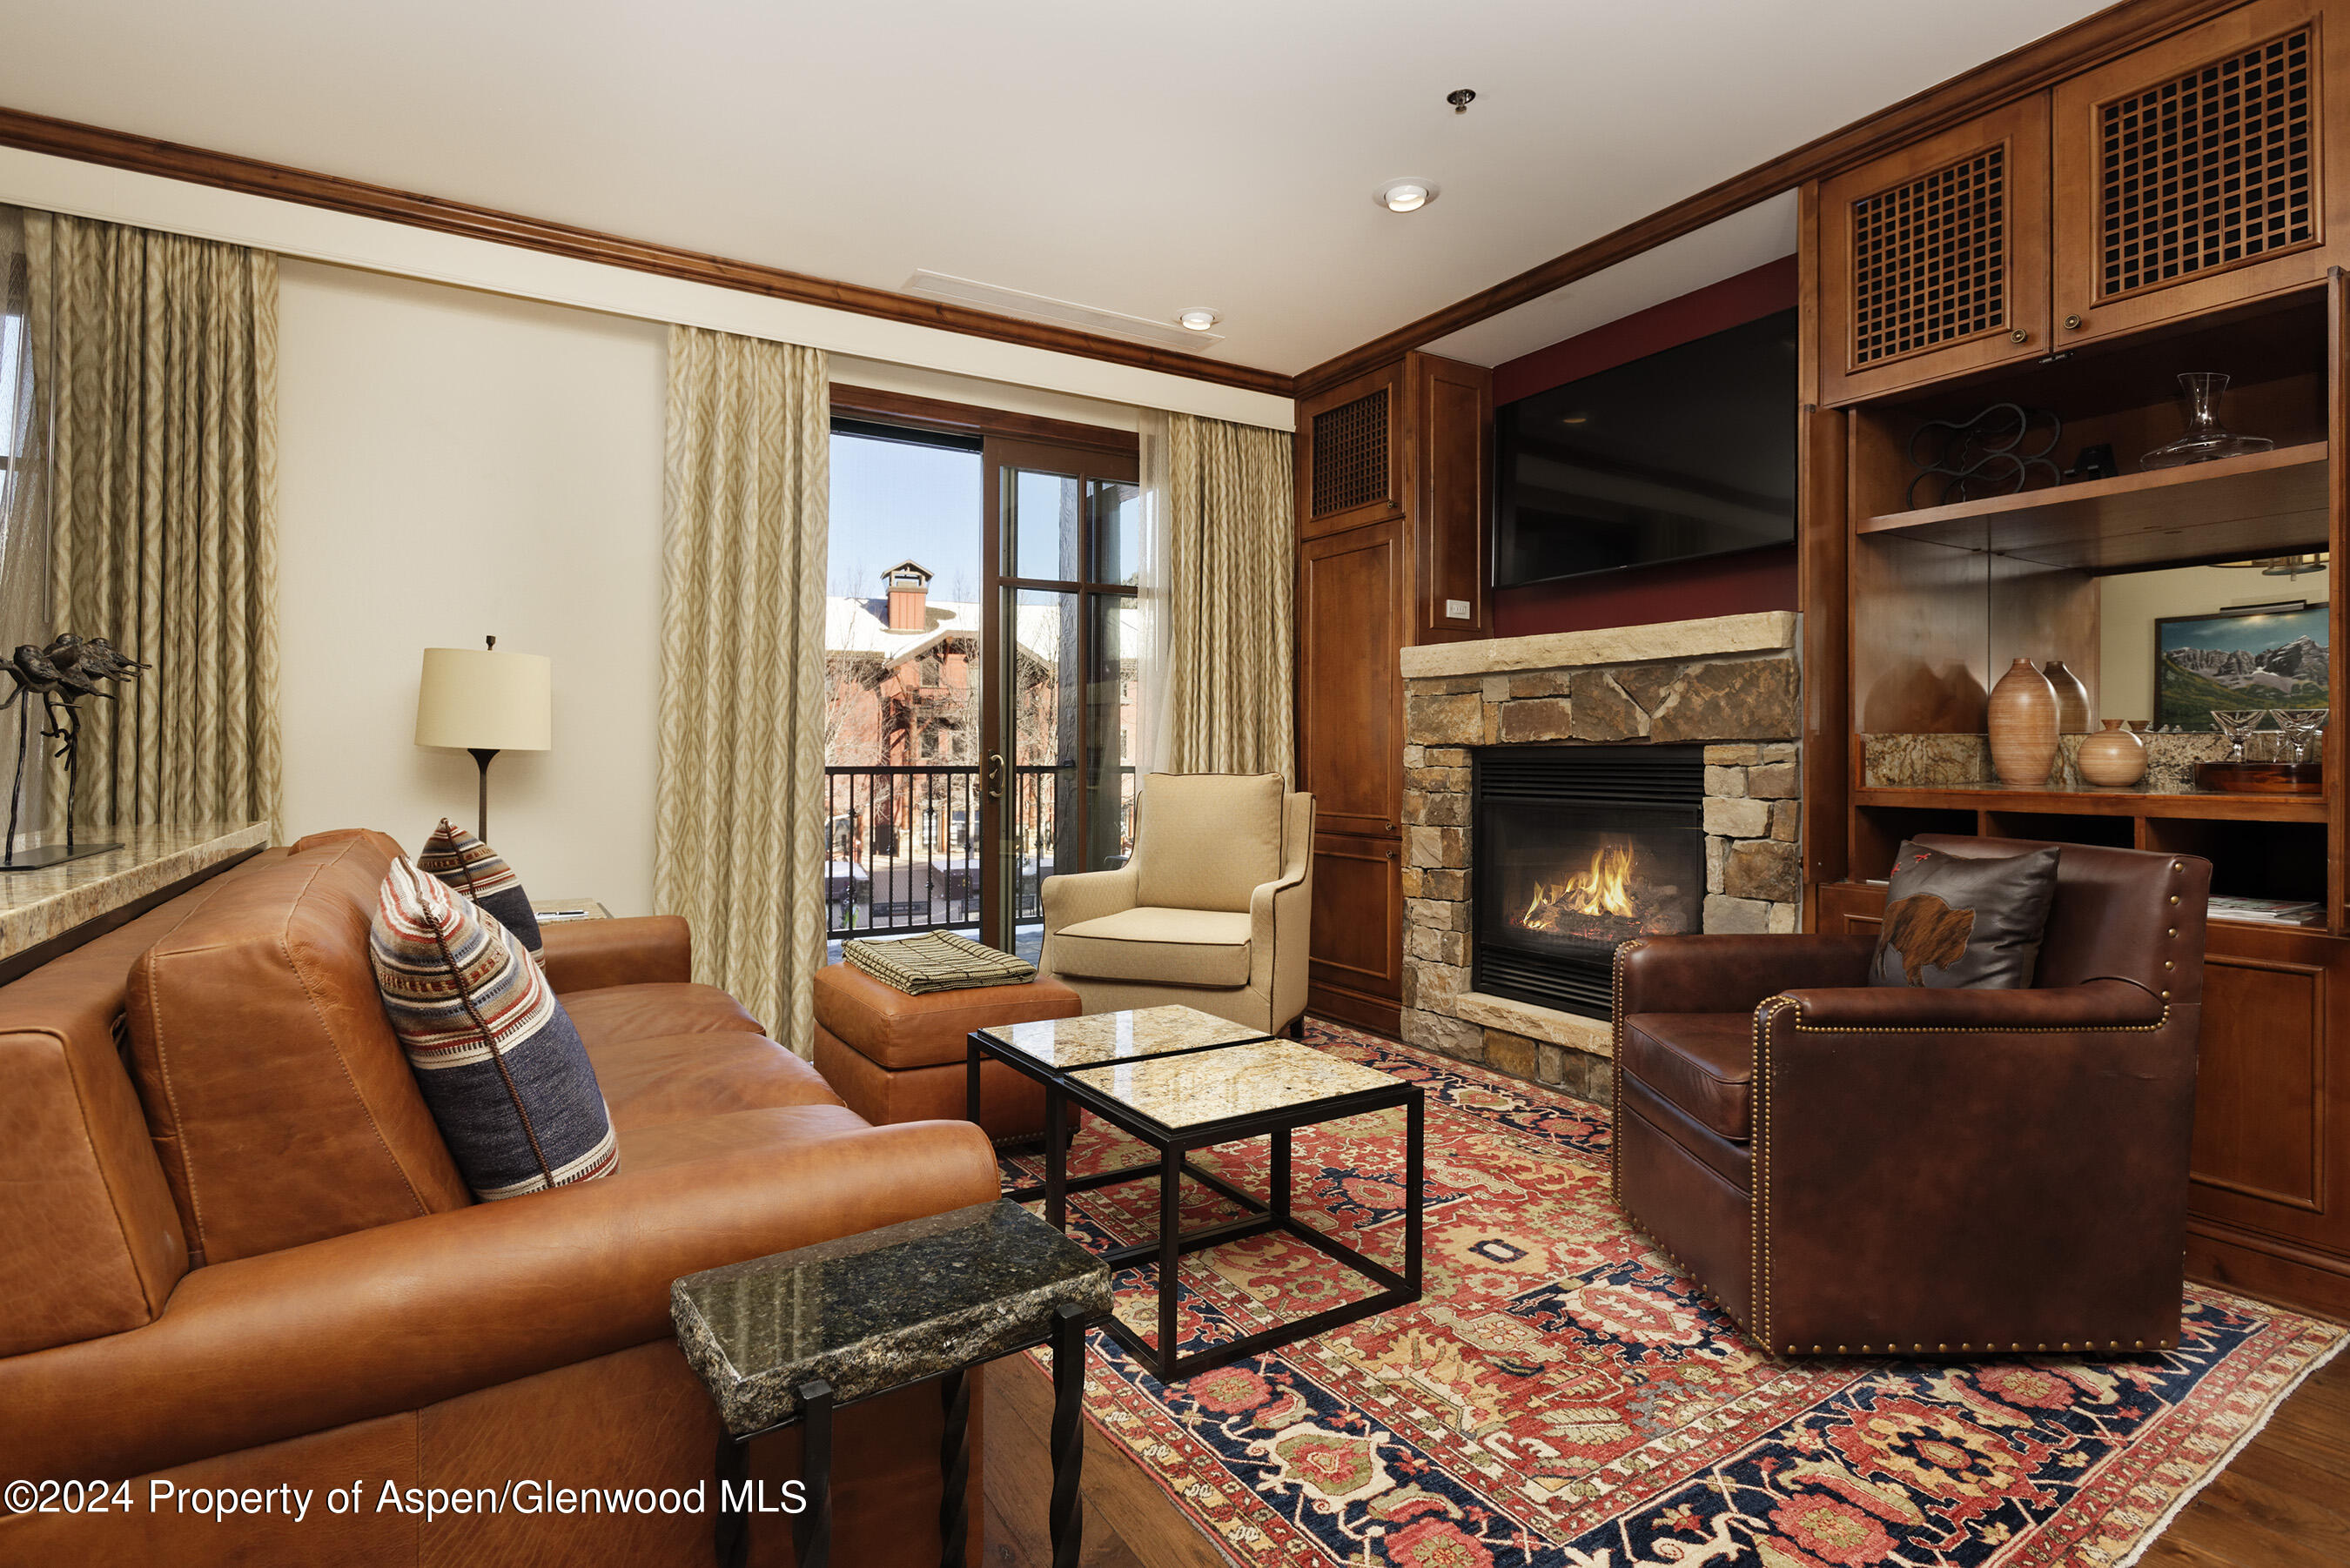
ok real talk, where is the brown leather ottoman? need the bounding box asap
[812,962,1082,1139]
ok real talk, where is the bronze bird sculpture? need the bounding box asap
[84,638,149,674]
[12,644,111,704]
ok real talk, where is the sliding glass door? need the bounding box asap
[821,405,1138,961]
[982,438,1141,951]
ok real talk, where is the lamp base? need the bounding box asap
[469,748,500,842]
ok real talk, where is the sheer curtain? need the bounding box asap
[1132,409,1295,781]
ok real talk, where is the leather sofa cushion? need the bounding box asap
[1621,1012,1754,1142]
[1134,773,1282,914]
[813,962,1081,1070]
[591,1030,846,1131]
[127,834,473,1267]
[1051,907,1252,988]
[564,982,762,1048]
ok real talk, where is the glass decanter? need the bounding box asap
[2141,372,2275,469]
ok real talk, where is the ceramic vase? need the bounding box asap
[1989,658,2059,786]
[2043,660,2091,734]
[2078,718,2148,787]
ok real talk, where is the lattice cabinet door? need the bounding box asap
[1819,97,2052,405]
[2053,0,2347,345]
[1297,361,1407,540]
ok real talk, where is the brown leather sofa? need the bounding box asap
[1612,835,2210,1359]
[0,828,997,1566]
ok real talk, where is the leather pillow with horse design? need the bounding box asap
[1867,840,2061,988]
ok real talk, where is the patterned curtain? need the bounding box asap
[24,210,281,835]
[655,326,829,1054]
[1143,411,1295,780]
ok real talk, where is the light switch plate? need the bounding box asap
[1445,599,1472,620]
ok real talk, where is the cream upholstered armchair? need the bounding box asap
[1040,772,1313,1035]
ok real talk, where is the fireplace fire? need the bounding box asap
[1473,745,1705,1017]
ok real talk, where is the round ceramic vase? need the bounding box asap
[2078,719,2148,787]
[1989,658,2059,787]
[2043,660,2092,734]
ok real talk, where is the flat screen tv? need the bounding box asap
[1493,308,1798,588]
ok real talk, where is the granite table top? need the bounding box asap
[671,1200,1111,1437]
[1067,1041,1409,1131]
[0,821,269,962]
[979,1003,1270,1070]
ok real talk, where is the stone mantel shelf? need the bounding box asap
[0,822,270,963]
[1400,611,1798,680]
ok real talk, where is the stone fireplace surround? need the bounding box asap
[1400,611,1801,1102]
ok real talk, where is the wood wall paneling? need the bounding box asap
[1413,354,1492,640]
[1306,829,1407,1034]
[2051,0,2350,346]
[1298,522,1406,838]
[1801,403,1851,897]
[1850,533,1991,734]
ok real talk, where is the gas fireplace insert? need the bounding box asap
[1470,744,1705,1018]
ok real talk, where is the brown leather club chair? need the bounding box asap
[1611,834,2210,1360]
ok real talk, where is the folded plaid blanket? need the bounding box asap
[843,930,1037,995]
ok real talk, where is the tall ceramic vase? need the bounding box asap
[2043,660,2091,734]
[1989,658,2059,787]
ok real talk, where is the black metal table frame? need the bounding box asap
[714,1301,1093,1568]
[969,1029,1424,1383]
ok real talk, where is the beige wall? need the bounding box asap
[2097,562,2327,724]
[275,260,668,913]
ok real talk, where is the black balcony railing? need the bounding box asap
[822,764,1131,940]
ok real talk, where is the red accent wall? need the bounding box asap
[1488,254,1801,636]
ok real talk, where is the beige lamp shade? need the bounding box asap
[414,647,552,752]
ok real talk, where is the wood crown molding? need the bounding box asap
[0,104,1295,401]
[1294,0,2250,399]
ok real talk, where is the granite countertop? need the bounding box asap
[1067,1041,1408,1130]
[671,1200,1110,1437]
[984,1003,1269,1069]
[0,821,270,961]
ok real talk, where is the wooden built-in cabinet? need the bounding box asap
[1295,352,1491,1034]
[1803,0,2350,1317]
[1823,0,2350,405]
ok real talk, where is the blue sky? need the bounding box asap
[827,431,983,604]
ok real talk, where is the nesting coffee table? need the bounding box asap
[969,1005,1424,1382]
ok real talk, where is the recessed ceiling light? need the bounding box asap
[1376,179,1438,213]
[1176,307,1221,332]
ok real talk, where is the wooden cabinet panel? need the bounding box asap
[1821,96,2051,405]
[2052,0,2347,345]
[1297,362,1406,540]
[1298,522,1405,838]
[1413,354,1491,639]
[1307,830,1404,1022]
[2191,943,2326,1212]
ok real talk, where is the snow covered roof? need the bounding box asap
[823,596,1137,668]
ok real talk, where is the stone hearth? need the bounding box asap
[1400,612,1801,1102]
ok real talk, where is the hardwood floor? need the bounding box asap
[982,1337,2349,1568]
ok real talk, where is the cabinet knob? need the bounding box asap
[2009,329,2030,344]
[2064,313,2084,330]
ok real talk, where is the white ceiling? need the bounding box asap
[0,0,2113,377]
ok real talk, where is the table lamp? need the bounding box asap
[414,636,551,841]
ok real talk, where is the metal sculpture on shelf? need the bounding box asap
[1906,402,2064,507]
[1,632,146,870]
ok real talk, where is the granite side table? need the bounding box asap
[673,1200,1111,1568]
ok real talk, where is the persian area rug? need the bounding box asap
[1007,1021,2345,1568]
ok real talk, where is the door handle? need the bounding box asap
[984,754,1005,801]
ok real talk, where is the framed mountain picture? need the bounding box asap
[2154,604,2330,730]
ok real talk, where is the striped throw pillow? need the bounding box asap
[418,819,544,962]
[370,857,618,1201]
